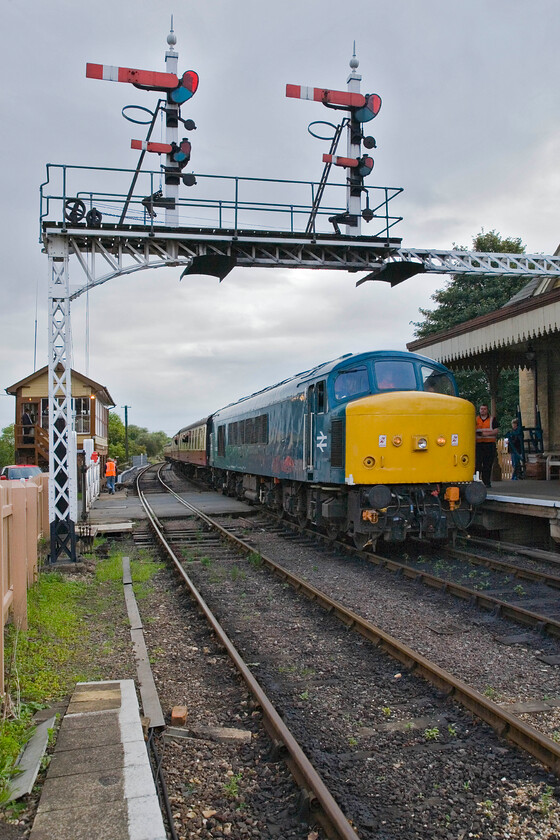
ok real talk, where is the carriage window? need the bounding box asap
[374,361,416,391]
[421,366,455,396]
[334,367,369,400]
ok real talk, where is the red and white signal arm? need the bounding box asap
[91,451,99,463]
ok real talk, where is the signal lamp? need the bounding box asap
[392,436,402,447]
[363,135,376,149]
[182,173,197,187]
[436,436,446,446]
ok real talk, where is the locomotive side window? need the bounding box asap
[227,414,269,446]
[334,367,369,400]
[421,366,455,395]
[374,361,416,391]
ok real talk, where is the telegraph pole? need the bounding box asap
[122,405,130,463]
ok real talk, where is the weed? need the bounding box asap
[552,730,560,743]
[299,690,309,701]
[223,771,242,798]
[513,584,526,597]
[230,565,245,581]
[424,727,440,741]
[481,799,494,818]
[447,724,457,737]
[200,556,212,568]
[248,552,263,568]
[348,736,358,746]
[483,686,497,699]
[539,785,554,815]
[463,780,471,791]
[382,707,392,718]
[405,721,414,731]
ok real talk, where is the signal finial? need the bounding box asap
[349,42,359,72]
[167,15,177,49]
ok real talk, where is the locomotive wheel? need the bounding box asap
[325,523,341,542]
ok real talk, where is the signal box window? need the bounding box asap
[334,367,369,400]
[374,361,416,391]
[421,366,455,396]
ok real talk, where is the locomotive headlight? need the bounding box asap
[436,436,446,447]
[413,435,428,451]
[392,435,403,447]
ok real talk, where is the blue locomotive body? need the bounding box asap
[166,351,486,546]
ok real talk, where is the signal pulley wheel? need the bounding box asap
[64,199,86,223]
[86,208,102,227]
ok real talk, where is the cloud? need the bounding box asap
[1,0,559,436]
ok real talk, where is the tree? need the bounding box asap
[107,412,170,463]
[413,229,527,431]
[414,230,526,338]
[0,425,15,469]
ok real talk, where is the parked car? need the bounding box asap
[0,465,43,480]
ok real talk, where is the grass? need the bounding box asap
[0,543,162,809]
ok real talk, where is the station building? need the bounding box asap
[5,366,115,470]
[407,264,560,478]
[407,260,560,544]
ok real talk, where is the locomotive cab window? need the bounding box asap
[334,367,369,401]
[421,366,456,396]
[374,361,416,391]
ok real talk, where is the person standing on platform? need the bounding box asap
[508,418,524,480]
[105,457,117,495]
[476,404,498,488]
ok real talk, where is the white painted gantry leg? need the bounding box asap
[47,238,78,563]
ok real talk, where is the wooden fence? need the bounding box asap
[0,474,49,697]
[496,438,513,480]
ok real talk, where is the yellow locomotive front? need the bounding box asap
[344,391,486,546]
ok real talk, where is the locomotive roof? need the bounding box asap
[214,350,450,414]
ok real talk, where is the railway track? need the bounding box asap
[135,464,560,838]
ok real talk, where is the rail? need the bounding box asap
[39,162,403,241]
[153,466,560,776]
[0,474,49,696]
[136,466,361,840]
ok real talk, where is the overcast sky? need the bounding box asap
[1,0,559,436]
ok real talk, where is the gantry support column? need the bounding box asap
[47,238,78,563]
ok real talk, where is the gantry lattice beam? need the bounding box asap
[357,248,560,286]
[42,224,560,300]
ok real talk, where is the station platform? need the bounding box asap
[85,486,253,533]
[29,680,166,840]
[476,478,560,545]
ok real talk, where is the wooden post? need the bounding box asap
[26,483,39,586]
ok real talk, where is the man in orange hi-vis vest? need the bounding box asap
[105,457,117,494]
[475,404,498,488]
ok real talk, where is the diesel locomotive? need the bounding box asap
[165,351,486,548]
